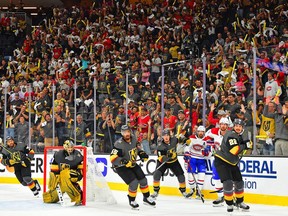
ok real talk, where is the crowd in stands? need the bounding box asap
[0,0,287,155]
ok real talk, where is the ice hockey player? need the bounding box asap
[110,125,156,209]
[205,117,230,206]
[214,118,252,212]
[0,137,41,197]
[43,140,84,205]
[184,125,211,199]
[151,129,188,199]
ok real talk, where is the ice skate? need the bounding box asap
[34,180,41,192]
[143,196,156,207]
[128,195,139,210]
[179,187,189,198]
[33,190,40,198]
[184,188,195,198]
[227,205,234,212]
[213,196,224,207]
[235,202,250,211]
[151,191,159,199]
[130,200,139,210]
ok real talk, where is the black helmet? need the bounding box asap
[233,118,245,126]
[6,136,14,142]
[121,125,130,135]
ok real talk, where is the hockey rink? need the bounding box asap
[1,184,288,216]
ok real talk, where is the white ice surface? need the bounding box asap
[1,184,288,216]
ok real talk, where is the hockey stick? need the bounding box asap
[152,160,168,174]
[0,143,20,158]
[0,143,23,165]
[187,161,205,203]
[55,184,65,206]
[209,189,222,194]
[111,159,142,169]
[55,184,76,207]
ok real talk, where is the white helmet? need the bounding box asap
[197,125,206,132]
[219,117,229,125]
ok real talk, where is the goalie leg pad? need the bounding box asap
[60,169,82,204]
[48,172,60,190]
[43,190,59,203]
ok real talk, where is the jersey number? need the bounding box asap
[228,139,238,146]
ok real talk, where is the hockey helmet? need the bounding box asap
[121,125,131,135]
[6,136,14,142]
[63,140,75,150]
[197,126,206,132]
[162,129,170,136]
[233,118,245,126]
[219,117,229,125]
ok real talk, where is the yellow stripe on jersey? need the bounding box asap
[110,155,118,163]
[230,145,240,155]
[50,164,59,172]
[77,164,83,170]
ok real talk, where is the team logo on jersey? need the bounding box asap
[193,144,203,151]
[129,148,138,162]
[263,121,271,131]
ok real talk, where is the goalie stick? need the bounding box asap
[55,184,75,207]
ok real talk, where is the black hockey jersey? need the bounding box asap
[214,129,250,166]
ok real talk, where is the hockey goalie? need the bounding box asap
[43,140,84,206]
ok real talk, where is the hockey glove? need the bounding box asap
[202,145,211,156]
[160,155,169,163]
[183,152,191,162]
[120,158,133,168]
[245,140,253,149]
[4,158,18,166]
[70,170,83,182]
[185,139,191,146]
[139,151,149,162]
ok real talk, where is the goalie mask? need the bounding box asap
[63,140,75,155]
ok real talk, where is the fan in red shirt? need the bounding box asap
[23,35,32,54]
[129,105,139,132]
[52,43,62,60]
[137,107,151,135]
[0,13,10,27]
[163,105,178,134]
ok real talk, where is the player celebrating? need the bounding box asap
[151,129,188,198]
[43,140,84,205]
[0,137,41,197]
[110,125,156,209]
[205,117,230,206]
[184,126,210,199]
[214,119,252,212]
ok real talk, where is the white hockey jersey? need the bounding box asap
[184,134,210,159]
[205,128,227,152]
